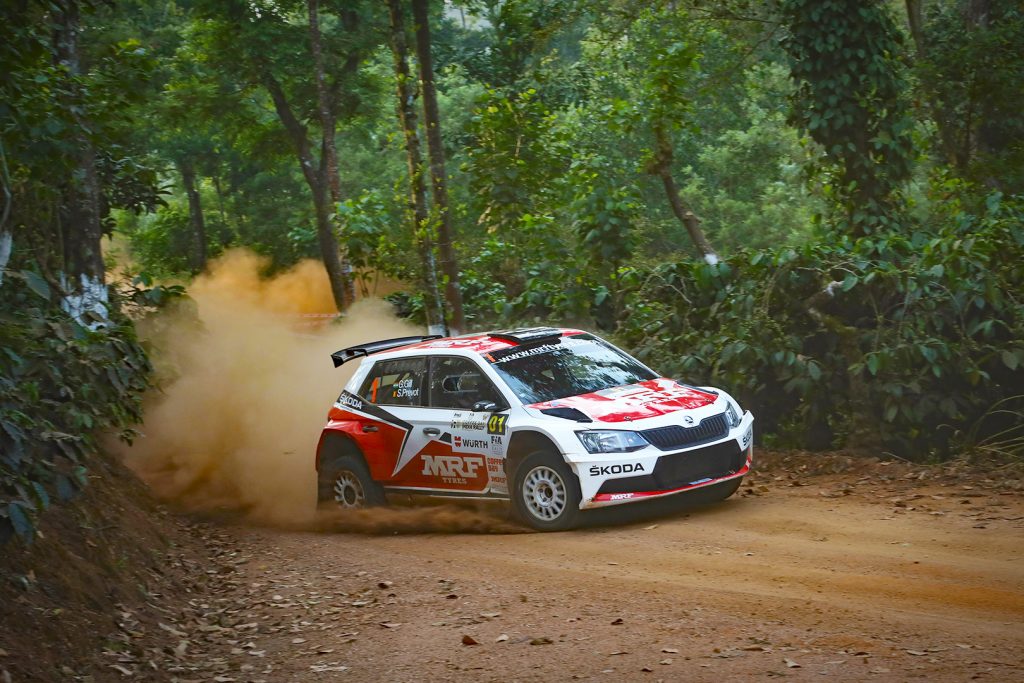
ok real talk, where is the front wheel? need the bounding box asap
[511,451,581,531]
[323,454,386,510]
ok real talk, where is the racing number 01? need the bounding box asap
[487,414,508,435]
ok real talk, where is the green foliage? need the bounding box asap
[619,192,1024,459]
[0,273,154,545]
[336,190,412,289]
[913,0,1024,193]
[780,0,915,234]
[464,87,566,235]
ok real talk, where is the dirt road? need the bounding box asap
[152,458,1023,683]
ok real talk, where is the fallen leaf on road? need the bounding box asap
[291,638,307,644]
[495,634,509,643]
[530,637,553,645]
[784,658,801,668]
[380,622,402,629]
[906,650,927,656]
[158,623,187,638]
[462,635,480,646]
[611,618,624,625]
[661,648,679,654]
[641,666,653,672]
[644,524,658,530]
[660,658,673,665]
[609,651,628,656]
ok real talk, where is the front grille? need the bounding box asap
[641,412,728,451]
[597,440,745,494]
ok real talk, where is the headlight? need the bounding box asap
[576,430,648,454]
[725,401,741,428]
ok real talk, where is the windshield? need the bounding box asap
[486,334,657,404]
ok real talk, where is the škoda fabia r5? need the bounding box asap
[316,328,754,531]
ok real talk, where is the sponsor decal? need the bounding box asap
[421,454,484,484]
[485,456,507,488]
[683,415,695,426]
[338,391,364,411]
[451,413,487,431]
[487,414,508,435]
[488,337,586,365]
[589,462,645,476]
[609,493,635,500]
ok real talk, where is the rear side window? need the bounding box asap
[429,356,504,410]
[359,357,426,406]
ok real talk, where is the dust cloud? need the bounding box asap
[116,249,518,534]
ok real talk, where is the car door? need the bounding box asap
[391,355,509,495]
[349,356,430,483]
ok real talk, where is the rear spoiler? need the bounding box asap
[331,335,441,368]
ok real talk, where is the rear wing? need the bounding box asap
[331,335,441,368]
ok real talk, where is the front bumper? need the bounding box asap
[574,412,754,509]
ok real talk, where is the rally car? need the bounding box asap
[316,327,754,531]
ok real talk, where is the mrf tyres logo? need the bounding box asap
[422,454,484,484]
[589,462,645,476]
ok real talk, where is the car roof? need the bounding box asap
[392,327,586,357]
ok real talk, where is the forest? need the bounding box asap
[1,0,1022,543]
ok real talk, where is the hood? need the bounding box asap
[528,378,718,424]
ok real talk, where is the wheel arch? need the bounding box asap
[504,430,563,480]
[316,430,367,475]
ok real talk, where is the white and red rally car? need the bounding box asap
[316,327,753,531]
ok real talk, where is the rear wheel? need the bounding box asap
[321,454,386,509]
[511,451,581,531]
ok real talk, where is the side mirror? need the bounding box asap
[472,400,501,413]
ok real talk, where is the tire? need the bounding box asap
[692,477,743,504]
[511,451,582,531]
[321,454,387,510]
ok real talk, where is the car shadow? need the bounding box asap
[576,489,747,530]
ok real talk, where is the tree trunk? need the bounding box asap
[212,175,228,228]
[261,71,348,312]
[179,161,208,273]
[387,0,445,333]
[307,0,356,305]
[651,125,719,264]
[55,0,108,326]
[904,0,966,171]
[412,0,465,334]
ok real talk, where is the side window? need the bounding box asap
[429,357,503,410]
[358,357,426,407]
